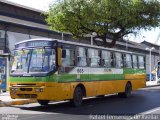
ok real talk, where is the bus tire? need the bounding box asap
[71,86,83,107]
[124,82,132,97]
[37,100,49,106]
[118,82,132,98]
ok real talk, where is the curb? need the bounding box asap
[146,85,160,88]
[146,84,160,88]
[0,99,37,107]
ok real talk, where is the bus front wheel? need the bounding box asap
[71,87,83,107]
[37,100,49,106]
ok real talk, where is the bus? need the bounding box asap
[10,38,146,106]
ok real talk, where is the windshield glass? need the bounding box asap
[12,49,31,73]
[29,48,56,72]
[11,48,56,74]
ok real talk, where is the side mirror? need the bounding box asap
[62,50,66,58]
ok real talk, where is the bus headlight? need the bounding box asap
[10,88,19,92]
[35,88,43,92]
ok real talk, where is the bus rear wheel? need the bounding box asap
[71,87,83,107]
[118,82,132,98]
[37,100,49,106]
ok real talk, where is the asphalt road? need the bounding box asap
[0,86,160,120]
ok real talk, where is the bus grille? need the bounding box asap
[20,88,32,91]
[17,94,37,98]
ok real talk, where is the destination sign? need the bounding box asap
[15,41,56,48]
[29,41,49,47]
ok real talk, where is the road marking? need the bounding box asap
[124,107,160,120]
[20,114,47,120]
[20,113,59,120]
[140,107,160,114]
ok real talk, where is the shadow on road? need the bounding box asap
[15,87,160,115]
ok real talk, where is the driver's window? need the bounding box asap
[62,49,75,66]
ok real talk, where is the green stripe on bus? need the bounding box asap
[10,69,145,83]
[124,68,146,74]
[10,74,125,83]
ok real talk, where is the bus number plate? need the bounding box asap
[77,69,84,73]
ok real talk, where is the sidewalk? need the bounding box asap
[0,92,36,107]
[146,81,160,87]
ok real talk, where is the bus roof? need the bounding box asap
[15,38,145,56]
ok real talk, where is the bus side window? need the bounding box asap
[62,49,75,66]
[77,47,87,67]
[138,56,145,69]
[101,50,112,68]
[132,55,138,69]
[111,52,114,67]
[88,48,100,67]
[124,54,132,68]
[115,52,123,68]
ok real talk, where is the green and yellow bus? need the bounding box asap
[10,38,146,106]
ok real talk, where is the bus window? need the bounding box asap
[77,47,87,67]
[12,49,31,73]
[125,54,132,68]
[138,56,145,69]
[132,55,138,69]
[88,48,100,67]
[101,50,111,67]
[30,48,56,72]
[62,49,75,66]
[115,52,123,68]
[49,49,56,70]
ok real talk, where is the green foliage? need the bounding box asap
[46,0,160,47]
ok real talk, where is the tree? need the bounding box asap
[45,0,160,48]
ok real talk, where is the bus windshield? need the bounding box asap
[11,48,56,74]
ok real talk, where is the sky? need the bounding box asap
[7,0,54,11]
[6,0,160,44]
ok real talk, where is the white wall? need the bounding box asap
[7,32,47,51]
[146,54,159,74]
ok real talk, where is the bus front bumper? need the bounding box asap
[10,86,49,100]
